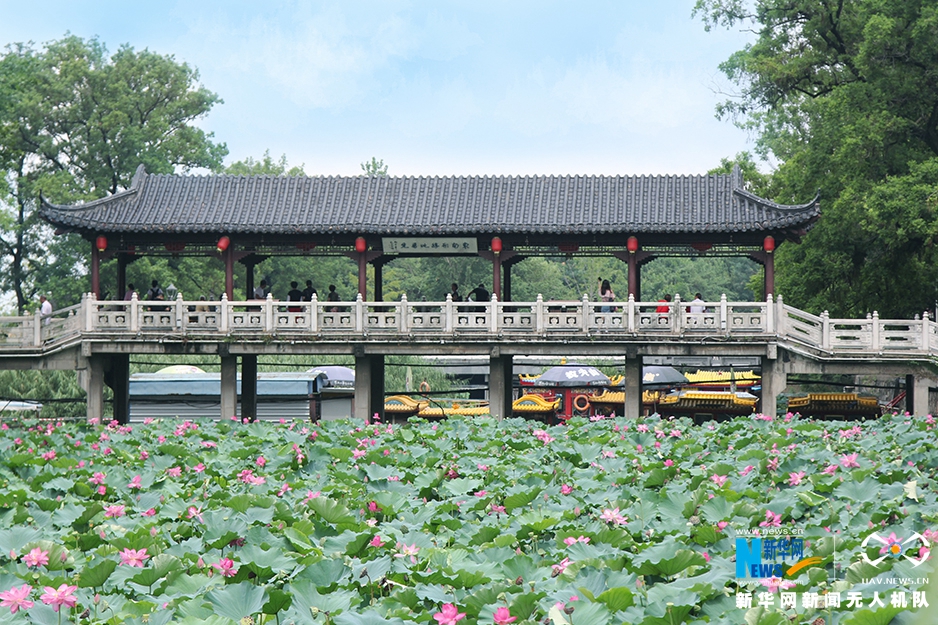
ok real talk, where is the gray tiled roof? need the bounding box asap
[40,165,819,236]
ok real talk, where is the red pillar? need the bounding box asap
[91,244,100,297]
[358,252,367,298]
[627,252,637,299]
[225,245,234,299]
[764,252,775,297]
[492,254,502,301]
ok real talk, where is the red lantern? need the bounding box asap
[216,236,230,253]
[763,236,776,253]
[626,236,639,253]
[127,245,136,256]
[691,242,713,252]
[491,236,503,253]
[296,242,317,252]
[95,235,107,252]
[164,242,186,252]
[355,236,367,253]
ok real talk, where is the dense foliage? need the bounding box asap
[0,35,227,313]
[0,413,934,624]
[695,0,938,318]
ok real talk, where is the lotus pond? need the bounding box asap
[0,412,935,625]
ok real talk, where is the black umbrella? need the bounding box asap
[308,365,356,388]
[533,363,611,387]
[642,366,689,389]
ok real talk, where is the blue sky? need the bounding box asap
[0,1,756,176]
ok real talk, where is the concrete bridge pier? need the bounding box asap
[760,357,786,418]
[82,354,130,423]
[489,353,513,420]
[624,356,641,419]
[354,353,385,421]
[908,374,933,417]
[220,356,238,420]
[242,355,257,422]
[85,356,105,423]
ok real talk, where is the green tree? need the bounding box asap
[361,157,388,176]
[695,0,938,317]
[0,35,226,312]
[227,150,305,176]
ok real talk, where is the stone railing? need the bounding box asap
[0,293,935,358]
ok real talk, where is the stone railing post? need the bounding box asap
[627,294,635,333]
[672,294,682,335]
[871,312,880,351]
[444,294,454,333]
[766,294,775,334]
[719,294,728,333]
[84,292,95,332]
[175,292,184,329]
[489,294,498,334]
[220,294,229,333]
[821,311,831,350]
[775,294,785,337]
[535,294,545,334]
[310,293,319,333]
[265,293,274,331]
[581,293,590,333]
[355,293,365,334]
[130,293,140,333]
[922,311,930,352]
[400,294,409,333]
[34,309,42,346]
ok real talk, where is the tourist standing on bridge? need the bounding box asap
[689,293,706,314]
[468,283,489,305]
[39,295,52,325]
[448,283,462,302]
[146,280,163,301]
[598,278,615,313]
[124,284,137,300]
[254,280,269,299]
[302,280,316,301]
[656,294,672,313]
[327,284,341,312]
[287,281,303,312]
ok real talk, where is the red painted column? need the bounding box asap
[91,244,100,297]
[493,254,502,301]
[628,252,637,299]
[225,245,234,299]
[764,252,775,297]
[358,252,367,298]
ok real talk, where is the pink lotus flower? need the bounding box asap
[493,606,517,624]
[90,472,106,485]
[474,490,487,497]
[740,465,755,476]
[368,501,381,512]
[490,503,506,514]
[560,484,574,495]
[191,463,205,473]
[369,535,386,548]
[141,508,157,517]
[840,453,860,469]
[23,547,49,568]
[477,463,489,471]
[304,490,321,503]
[710,474,728,487]
[394,542,420,564]
[353,449,367,460]
[104,504,126,518]
[212,557,238,577]
[433,603,466,624]
[187,506,204,522]
[201,440,217,448]
[119,548,149,567]
[761,576,796,593]
[40,584,77,612]
[0,584,34,614]
[878,532,903,556]
[41,450,56,461]
[563,535,590,546]
[822,464,838,475]
[717,521,729,532]
[127,475,142,489]
[255,456,266,467]
[600,507,627,525]
[663,459,674,467]
[788,471,806,486]
[759,510,782,528]
[552,557,571,575]
[277,483,291,497]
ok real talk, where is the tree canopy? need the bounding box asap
[0,35,227,312]
[696,0,938,318]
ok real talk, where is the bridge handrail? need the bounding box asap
[0,292,935,358]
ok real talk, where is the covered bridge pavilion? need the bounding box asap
[40,165,820,422]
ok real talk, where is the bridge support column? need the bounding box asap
[910,374,932,416]
[354,354,385,421]
[86,355,105,423]
[110,354,130,425]
[242,355,257,422]
[489,355,513,420]
[624,356,641,419]
[221,356,238,420]
[761,358,786,417]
